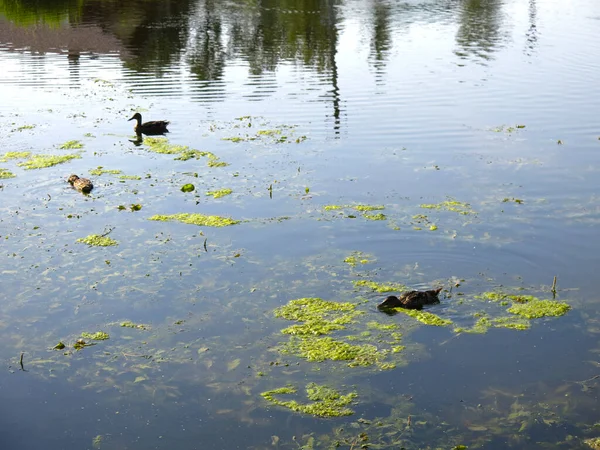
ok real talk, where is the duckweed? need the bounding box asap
[420,198,474,215]
[366,321,398,331]
[284,336,387,366]
[0,151,30,162]
[261,383,357,417]
[353,204,385,212]
[0,168,16,179]
[77,234,118,247]
[144,138,230,167]
[324,204,344,211]
[149,213,239,227]
[353,280,408,293]
[396,309,452,327]
[81,331,109,340]
[18,154,81,170]
[119,175,142,180]
[206,188,232,199]
[59,140,83,149]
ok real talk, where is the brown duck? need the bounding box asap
[128,112,169,135]
[378,287,443,310]
[68,174,93,193]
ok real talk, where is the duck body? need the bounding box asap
[378,287,443,310]
[68,174,93,193]
[128,112,169,135]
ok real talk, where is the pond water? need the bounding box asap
[1,0,600,448]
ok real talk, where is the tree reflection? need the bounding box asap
[454,0,504,63]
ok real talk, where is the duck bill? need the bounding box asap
[128,115,135,121]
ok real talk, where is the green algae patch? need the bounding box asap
[508,299,570,319]
[353,280,408,293]
[119,175,142,180]
[478,291,570,319]
[261,383,357,417]
[59,140,83,150]
[144,137,188,155]
[274,297,361,336]
[0,151,30,162]
[144,138,229,166]
[344,251,373,267]
[493,316,530,330]
[81,331,109,340]
[149,213,239,227]
[396,309,452,327]
[353,204,385,212]
[284,336,384,365]
[367,321,398,331]
[0,168,16,179]
[89,166,122,176]
[121,321,148,330]
[420,198,474,215]
[18,154,81,170]
[206,188,232,199]
[77,234,118,247]
[324,204,344,211]
[364,212,386,221]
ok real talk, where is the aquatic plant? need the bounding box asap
[0,151,30,162]
[0,168,16,179]
[206,188,232,198]
[89,167,122,176]
[76,234,118,247]
[343,251,373,267]
[395,309,452,327]
[261,383,357,417]
[59,140,83,149]
[18,154,80,169]
[420,198,474,215]
[81,331,109,340]
[353,280,407,293]
[149,213,239,227]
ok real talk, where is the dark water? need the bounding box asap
[1,0,600,448]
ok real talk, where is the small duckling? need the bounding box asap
[128,112,169,135]
[378,287,443,310]
[68,174,93,193]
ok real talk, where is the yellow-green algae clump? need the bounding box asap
[59,140,83,149]
[89,167,122,176]
[420,198,474,215]
[395,309,452,327]
[344,251,373,267]
[144,137,229,167]
[149,213,239,227]
[77,234,118,247]
[81,331,109,340]
[0,168,16,179]
[18,154,81,170]
[261,383,357,417]
[0,151,31,162]
[453,315,530,334]
[274,298,398,368]
[353,280,408,293]
[479,291,570,319]
[206,188,232,199]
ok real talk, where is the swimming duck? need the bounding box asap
[128,112,169,135]
[378,287,443,310]
[68,174,93,193]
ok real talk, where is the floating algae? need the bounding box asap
[343,251,373,267]
[274,298,397,368]
[149,213,239,227]
[77,234,118,247]
[18,154,80,169]
[144,137,229,167]
[89,167,122,176]
[261,383,357,417]
[206,188,232,199]
[81,331,109,340]
[0,151,30,162]
[395,309,452,327]
[353,280,408,293]
[420,198,474,215]
[478,291,570,319]
[0,168,16,179]
[364,213,386,221]
[59,140,83,149]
